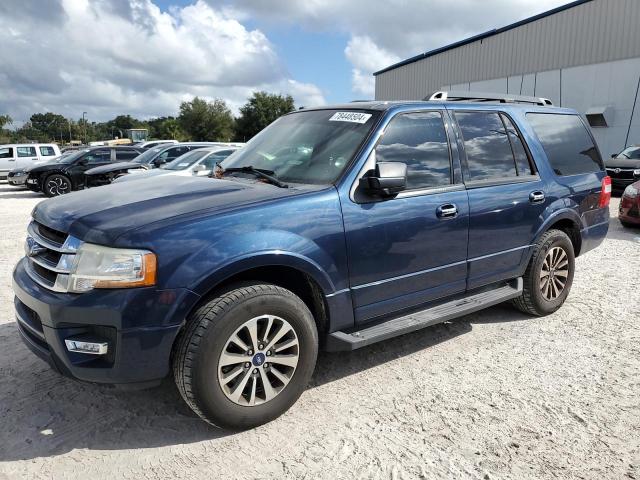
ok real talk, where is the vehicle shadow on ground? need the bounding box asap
[0,184,41,199]
[0,304,528,461]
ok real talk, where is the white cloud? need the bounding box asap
[0,0,326,123]
[227,0,571,96]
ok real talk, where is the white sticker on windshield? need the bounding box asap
[178,163,190,167]
[329,112,372,124]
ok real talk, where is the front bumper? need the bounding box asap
[8,174,27,186]
[12,258,200,386]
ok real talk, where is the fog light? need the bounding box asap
[65,338,108,355]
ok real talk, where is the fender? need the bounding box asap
[189,250,337,297]
[532,206,583,245]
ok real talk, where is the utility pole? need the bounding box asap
[82,112,87,144]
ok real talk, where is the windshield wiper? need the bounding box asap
[218,165,288,188]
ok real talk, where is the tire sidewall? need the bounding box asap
[190,288,318,429]
[529,232,575,314]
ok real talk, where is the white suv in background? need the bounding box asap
[0,143,61,180]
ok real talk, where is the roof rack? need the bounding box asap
[426,90,553,106]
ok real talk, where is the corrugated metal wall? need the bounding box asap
[374,0,640,100]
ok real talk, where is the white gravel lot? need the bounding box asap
[0,183,639,480]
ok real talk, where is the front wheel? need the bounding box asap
[512,229,575,316]
[44,174,72,197]
[173,283,318,429]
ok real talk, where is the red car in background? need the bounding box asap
[619,180,640,227]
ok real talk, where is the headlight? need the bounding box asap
[624,185,639,198]
[634,169,640,176]
[68,243,157,292]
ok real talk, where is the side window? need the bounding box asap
[17,146,37,157]
[115,149,140,161]
[501,115,534,175]
[0,147,13,158]
[527,113,602,176]
[84,149,111,164]
[375,111,451,190]
[39,146,56,157]
[455,112,516,181]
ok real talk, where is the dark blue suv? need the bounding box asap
[12,92,611,429]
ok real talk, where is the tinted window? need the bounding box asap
[527,113,602,176]
[455,112,516,180]
[501,115,534,175]
[0,147,13,158]
[17,146,37,157]
[376,111,451,190]
[39,146,56,156]
[158,146,190,163]
[84,149,111,164]
[115,149,140,161]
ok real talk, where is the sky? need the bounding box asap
[0,0,571,126]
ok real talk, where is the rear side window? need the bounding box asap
[17,146,37,157]
[115,149,140,161]
[84,149,111,164]
[0,147,13,158]
[376,111,451,190]
[527,113,602,176]
[39,146,56,156]
[455,112,516,180]
[501,115,534,175]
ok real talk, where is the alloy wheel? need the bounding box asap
[46,176,70,196]
[539,246,569,300]
[217,314,299,406]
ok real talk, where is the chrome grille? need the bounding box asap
[24,221,82,292]
[606,168,638,180]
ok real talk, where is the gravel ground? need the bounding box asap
[0,183,639,480]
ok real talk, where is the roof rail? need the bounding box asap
[427,90,553,106]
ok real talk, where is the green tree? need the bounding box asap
[30,112,67,141]
[0,114,12,130]
[235,92,295,141]
[178,97,234,141]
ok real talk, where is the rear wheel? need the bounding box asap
[173,283,318,429]
[44,174,72,197]
[512,229,575,316]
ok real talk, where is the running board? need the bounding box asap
[326,278,523,351]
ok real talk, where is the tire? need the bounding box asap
[620,220,637,229]
[512,229,575,316]
[43,174,72,197]
[173,283,318,430]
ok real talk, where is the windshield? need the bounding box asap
[163,150,209,170]
[221,109,379,184]
[57,149,89,163]
[132,146,165,164]
[617,147,640,159]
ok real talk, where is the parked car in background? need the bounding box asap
[136,140,178,149]
[619,180,640,227]
[113,145,243,184]
[0,143,61,180]
[13,94,610,429]
[25,146,144,196]
[606,146,640,193]
[8,151,75,187]
[85,142,243,187]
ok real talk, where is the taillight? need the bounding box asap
[599,176,612,208]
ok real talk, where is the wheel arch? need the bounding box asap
[534,209,583,257]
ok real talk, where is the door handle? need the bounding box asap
[529,191,545,204]
[436,203,458,219]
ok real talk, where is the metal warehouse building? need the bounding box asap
[374,0,640,156]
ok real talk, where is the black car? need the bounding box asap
[606,145,640,193]
[84,143,229,187]
[25,146,144,197]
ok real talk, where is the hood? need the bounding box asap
[32,175,307,244]
[29,162,66,174]
[605,157,640,169]
[113,169,170,183]
[85,162,147,176]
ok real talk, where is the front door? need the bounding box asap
[341,110,470,324]
[71,148,112,187]
[0,146,15,177]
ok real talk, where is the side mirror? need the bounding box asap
[359,162,407,197]
[611,153,617,158]
[192,164,207,174]
[78,158,89,166]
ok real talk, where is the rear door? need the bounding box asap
[38,145,58,164]
[16,146,38,171]
[452,109,546,289]
[0,146,15,177]
[342,110,469,324]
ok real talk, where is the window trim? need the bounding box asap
[452,109,538,184]
[359,109,456,200]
